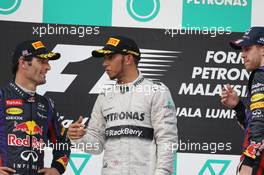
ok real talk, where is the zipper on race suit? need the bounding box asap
[28,96,34,175]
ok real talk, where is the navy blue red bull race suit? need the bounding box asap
[234,66,264,175]
[0,82,70,175]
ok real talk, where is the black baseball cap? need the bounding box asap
[92,36,141,59]
[230,26,264,50]
[12,40,60,63]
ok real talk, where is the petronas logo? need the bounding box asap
[198,159,231,175]
[127,0,160,22]
[69,153,91,175]
[0,0,22,15]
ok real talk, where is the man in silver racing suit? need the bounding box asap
[68,36,178,175]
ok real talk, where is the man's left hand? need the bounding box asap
[38,167,60,175]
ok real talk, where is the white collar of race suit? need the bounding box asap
[115,72,144,93]
[116,71,144,87]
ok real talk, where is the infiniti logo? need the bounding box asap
[21,150,38,162]
[252,109,262,115]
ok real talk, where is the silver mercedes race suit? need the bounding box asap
[72,73,178,175]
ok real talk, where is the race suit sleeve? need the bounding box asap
[71,94,105,154]
[242,70,264,166]
[47,98,71,174]
[151,84,178,175]
[233,100,247,130]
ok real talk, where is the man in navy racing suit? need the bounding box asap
[220,27,264,175]
[0,40,71,175]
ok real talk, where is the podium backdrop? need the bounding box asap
[1,1,264,174]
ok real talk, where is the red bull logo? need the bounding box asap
[14,121,43,136]
[8,134,44,149]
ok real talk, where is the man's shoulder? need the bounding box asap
[0,85,10,98]
[99,86,114,95]
[252,69,264,82]
[142,78,169,91]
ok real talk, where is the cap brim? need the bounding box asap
[36,52,60,60]
[92,49,115,57]
[229,41,242,50]
[229,38,257,50]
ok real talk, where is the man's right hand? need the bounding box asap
[0,167,16,175]
[220,84,240,109]
[67,116,87,140]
